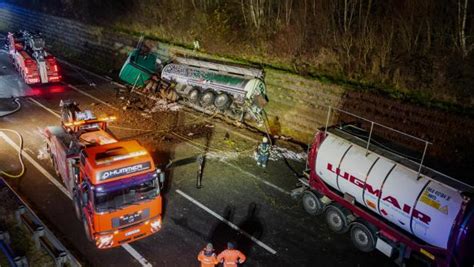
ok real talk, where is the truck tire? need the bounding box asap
[325,205,349,233]
[350,222,376,252]
[188,89,200,103]
[82,216,93,242]
[201,90,215,107]
[302,191,324,216]
[214,93,231,110]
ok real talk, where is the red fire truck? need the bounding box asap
[44,100,164,248]
[7,31,61,84]
[294,107,473,266]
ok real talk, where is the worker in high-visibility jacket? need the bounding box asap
[256,137,271,168]
[197,243,219,267]
[217,242,246,266]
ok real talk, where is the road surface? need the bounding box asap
[0,47,394,266]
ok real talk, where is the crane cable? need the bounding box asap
[0,98,25,178]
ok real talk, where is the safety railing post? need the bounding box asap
[325,106,331,135]
[417,141,429,179]
[366,122,374,156]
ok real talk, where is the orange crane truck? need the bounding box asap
[44,100,164,249]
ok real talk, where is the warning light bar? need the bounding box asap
[63,116,117,127]
[95,150,148,165]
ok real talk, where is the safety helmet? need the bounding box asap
[262,137,268,143]
[205,243,214,252]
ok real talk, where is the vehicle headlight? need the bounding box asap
[150,218,161,232]
[96,234,114,248]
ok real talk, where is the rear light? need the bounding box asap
[53,64,58,72]
[49,76,61,82]
[27,78,40,84]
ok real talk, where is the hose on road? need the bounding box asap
[0,128,25,178]
[0,98,25,178]
[0,98,21,117]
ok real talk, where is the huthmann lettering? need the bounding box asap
[99,162,151,180]
[327,163,432,225]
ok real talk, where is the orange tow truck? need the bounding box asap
[44,100,164,248]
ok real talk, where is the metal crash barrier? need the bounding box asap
[0,178,80,267]
[0,229,28,267]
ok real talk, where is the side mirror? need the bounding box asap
[159,172,165,184]
[82,191,88,204]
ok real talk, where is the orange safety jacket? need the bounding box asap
[217,249,246,266]
[198,250,218,267]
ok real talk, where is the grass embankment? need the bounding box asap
[111,26,473,117]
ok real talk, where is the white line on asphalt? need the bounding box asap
[221,161,291,195]
[0,132,152,267]
[29,98,60,118]
[176,189,277,255]
[176,137,290,195]
[57,58,112,83]
[0,132,71,199]
[64,83,119,110]
[121,244,153,267]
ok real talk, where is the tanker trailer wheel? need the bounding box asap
[188,89,200,103]
[82,216,93,242]
[350,222,376,252]
[214,93,231,110]
[302,191,324,216]
[325,205,349,233]
[200,90,216,107]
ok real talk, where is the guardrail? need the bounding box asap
[0,229,28,267]
[0,178,81,267]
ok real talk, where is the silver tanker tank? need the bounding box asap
[161,62,267,118]
[314,131,465,249]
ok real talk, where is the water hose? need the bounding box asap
[0,128,25,178]
[0,98,21,117]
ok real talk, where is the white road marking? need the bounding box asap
[121,244,153,267]
[222,161,291,195]
[176,136,290,195]
[29,97,60,118]
[0,132,71,199]
[63,82,119,110]
[176,189,277,255]
[0,132,152,267]
[57,58,112,83]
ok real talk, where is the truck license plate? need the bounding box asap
[125,229,140,237]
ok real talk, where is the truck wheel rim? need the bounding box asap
[329,213,342,228]
[305,197,316,209]
[355,229,368,246]
[215,94,229,108]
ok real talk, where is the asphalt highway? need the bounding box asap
[0,49,394,266]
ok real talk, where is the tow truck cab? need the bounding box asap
[78,140,164,248]
[45,109,164,248]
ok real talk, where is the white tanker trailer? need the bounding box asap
[295,108,473,266]
[161,62,267,118]
[119,40,268,122]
